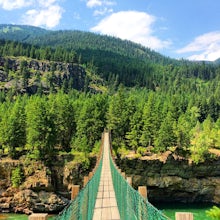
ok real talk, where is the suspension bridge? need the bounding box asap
[29,132,193,220]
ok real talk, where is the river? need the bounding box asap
[157,202,213,220]
[0,214,55,220]
[0,204,214,220]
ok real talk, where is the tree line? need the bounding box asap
[0,39,79,63]
[0,82,219,164]
[0,91,107,163]
[0,34,219,165]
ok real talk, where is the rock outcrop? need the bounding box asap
[0,57,87,94]
[0,156,95,214]
[117,154,220,204]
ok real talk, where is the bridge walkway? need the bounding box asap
[92,132,120,220]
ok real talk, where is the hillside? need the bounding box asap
[0,24,181,88]
[0,24,220,213]
[0,24,219,91]
[0,24,171,63]
[0,24,49,42]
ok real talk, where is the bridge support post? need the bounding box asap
[71,185,80,200]
[137,186,148,220]
[83,176,89,187]
[175,212,193,220]
[138,186,147,200]
[121,172,126,178]
[89,171,93,180]
[28,213,48,220]
[126,176,132,186]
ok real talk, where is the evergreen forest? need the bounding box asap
[0,24,220,166]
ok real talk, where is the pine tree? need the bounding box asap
[107,85,129,139]
[49,92,75,152]
[140,92,156,147]
[126,109,142,152]
[0,98,26,158]
[154,111,176,152]
[26,96,56,161]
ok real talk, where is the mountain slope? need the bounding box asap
[0,24,49,42]
[0,24,219,90]
[0,24,175,64]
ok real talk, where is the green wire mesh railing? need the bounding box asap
[109,152,169,220]
[56,153,103,220]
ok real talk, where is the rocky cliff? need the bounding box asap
[0,57,88,94]
[116,154,220,204]
[0,156,95,214]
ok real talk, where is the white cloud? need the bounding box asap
[87,0,102,8]
[0,0,63,29]
[38,0,57,8]
[94,7,113,16]
[23,4,63,28]
[18,0,64,29]
[91,11,171,50]
[0,0,32,10]
[177,31,220,61]
[86,0,115,8]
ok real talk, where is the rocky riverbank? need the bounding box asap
[0,156,95,214]
[116,152,220,204]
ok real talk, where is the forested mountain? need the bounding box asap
[0,24,182,88]
[0,24,49,42]
[0,24,219,89]
[0,24,170,63]
[0,24,219,166]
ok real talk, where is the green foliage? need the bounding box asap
[206,206,220,219]
[0,24,220,165]
[190,117,214,164]
[26,96,56,161]
[108,85,130,139]
[137,147,146,156]
[126,110,142,153]
[154,111,176,152]
[11,166,24,188]
[91,140,101,157]
[117,144,129,159]
[0,97,26,158]
[70,151,90,170]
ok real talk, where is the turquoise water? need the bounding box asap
[157,203,213,220]
[0,204,215,220]
[0,214,55,220]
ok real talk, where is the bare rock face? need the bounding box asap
[0,155,95,214]
[0,160,70,214]
[117,154,220,204]
[0,57,87,94]
[12,190,68,214]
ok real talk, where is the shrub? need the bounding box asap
[206,206,220,219]
[137,147,146,156]
[11,166,24,188]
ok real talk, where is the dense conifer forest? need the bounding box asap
[0,24,219,165]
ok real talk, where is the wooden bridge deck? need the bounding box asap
[92,132,120,220]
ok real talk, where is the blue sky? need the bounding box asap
[0,0,220,61]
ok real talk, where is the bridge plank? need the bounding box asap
[93,132,120,220]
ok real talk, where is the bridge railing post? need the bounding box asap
[138,186,148,220]
[138,186,147,200]
[89,171,93,180]
[28,213,48,220]
[126,176,132,186]
[175,212,194,220]
[71,185,80,200]
[83,176,89,187]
